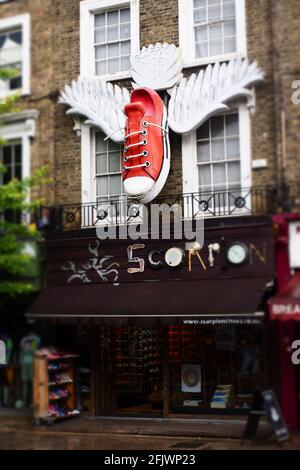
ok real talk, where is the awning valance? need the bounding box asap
[269,272,300,320]
[26,277,266,320]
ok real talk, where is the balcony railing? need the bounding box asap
[39,184,300,234]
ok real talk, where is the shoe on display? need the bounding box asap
[122,87,170,203]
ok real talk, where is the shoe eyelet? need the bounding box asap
[124,157,128,163]
[142,121,149,128]
[142,150,148,157]
[142,139,147,146]
[123,166,127,171]
[145,161,150,168]
[141,130,147,136]
[124,147,128,152]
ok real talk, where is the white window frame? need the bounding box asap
[182,104,251,215]
[80,0,140,81]
[81,126,143,226]
[0,117,35,182]
[178,0,247,68]
[0,13,30,96]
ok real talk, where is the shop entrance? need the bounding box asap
[115,326,164,414]
[95,326,164,416]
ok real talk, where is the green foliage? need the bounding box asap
[0,165,49,297]
[0,68,48,297]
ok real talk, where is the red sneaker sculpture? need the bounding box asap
[122,88,170,203]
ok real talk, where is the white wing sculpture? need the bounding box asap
[168,58,264,135]
[131,43,183,91]
[59,77,130,143]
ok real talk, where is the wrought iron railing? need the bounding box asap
[39,184,300,234]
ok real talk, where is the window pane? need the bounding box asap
[208,5,221,21]
[197,121,209,139]
[95,13,105,28]
[110,174,122,195]
[14,144,21,164]
[0,34,5,48]
[224,37,236,53]
[95,28,105,44]
[3,168,12,184]
[227,161,240,183]
[211,139,225,161]
[196,42,208,58]
[209,40,223,56]
[109,152,121,173]
[95,45,106,60]
[108,140,121,152]
[197,141,210,163]
[107,26,118,42]
[14,164,21,180]
[120,23,130,39]
[213,163,226,185]
[209,24,222,40]
[211,116,224,138]
[96,134,107,152]
[10,74,22,90]
[224,19,236,37]
[194,7,206,23]
[107,10,119,26]
[97,176,108,196]
[120,8,130,23]
[226,114,239,135]
[195,26,207,43]
[96,154,107,174]
[223,1,235,18]
[108,58,119,74]
[194,0,206,7]
[3,146,11,165]
[199,164,211,187]
[121,40,130,55]
[121,56,130,70]
[10,31,22,45]
[226,137,239,159]
[96,60,106,75]
[108,43,119,58]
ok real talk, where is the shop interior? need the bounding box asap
[1,320,267,418]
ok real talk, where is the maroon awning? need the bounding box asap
[269,272,300,320]
[26,277,266,320]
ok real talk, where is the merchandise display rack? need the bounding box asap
[33,347,80,425]
[115,327,163,404]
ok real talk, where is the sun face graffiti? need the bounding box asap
[62,240,120,286]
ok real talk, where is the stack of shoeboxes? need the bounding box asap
[210,385,233,409]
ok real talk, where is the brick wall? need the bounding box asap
[0,0,57,204]
[1,0,299,206]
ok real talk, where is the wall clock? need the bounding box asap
[226,242,249,266]
[164,247,185,268]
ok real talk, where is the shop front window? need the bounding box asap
[168,324,265,412]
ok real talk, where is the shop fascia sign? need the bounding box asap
[59,43,264,203]
[61,239,267,285]
[270,302,300,316]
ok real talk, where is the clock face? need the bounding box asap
[226,243,249,265]
[165,247,185,267]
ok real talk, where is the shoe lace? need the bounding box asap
[123,120,168,171]
[104,126,125,142]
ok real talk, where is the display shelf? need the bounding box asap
[33,347,79,424]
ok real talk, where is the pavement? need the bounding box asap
[0,410,299,450]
